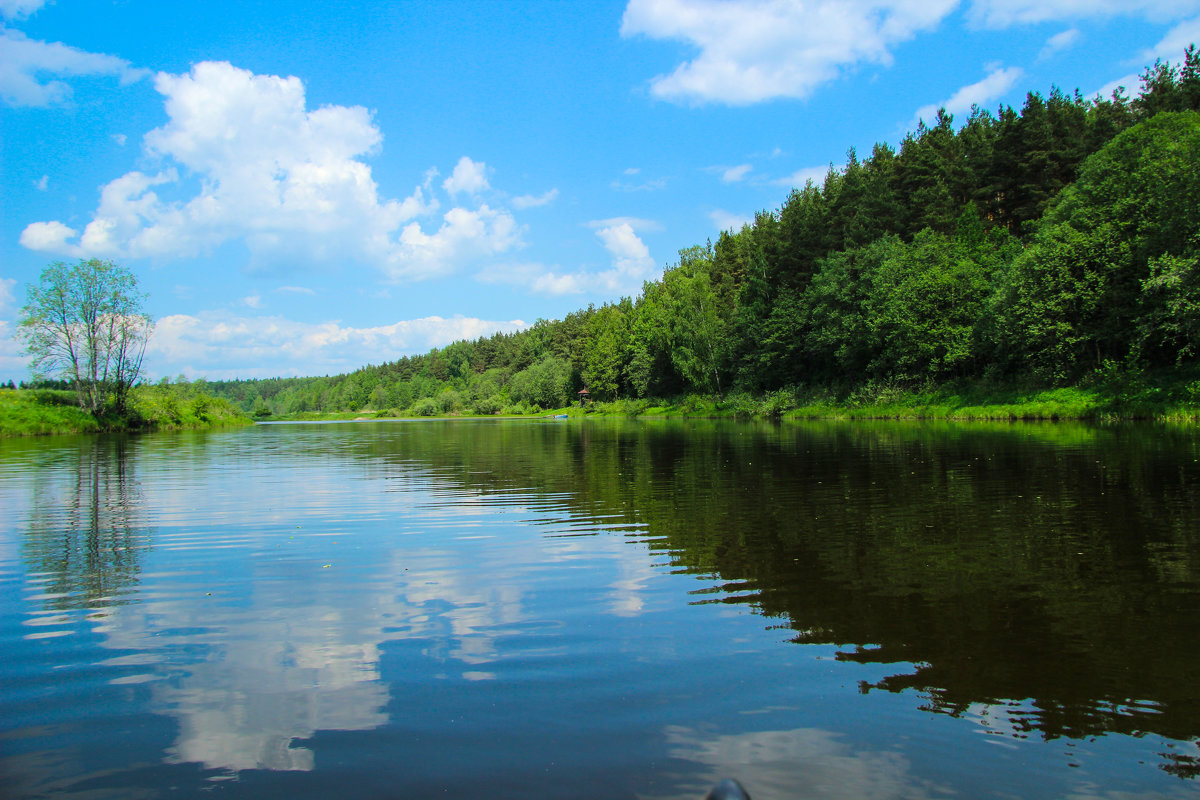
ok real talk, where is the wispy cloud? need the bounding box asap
[709,209,752,231]
[720,164,753,183]
[967,0,1198,27]
[0,0,45,20]
[0,27,148,107]
[1143,14,1200,59]
[0,276,15,312]
[0,277,24,378]
[912,64,1024,127]
[1038,28,1082,60]
[1092,15,1200,99]
[611,174,667,192]
[773,164,829,188]
[587,216,663,232]
[511,188,559,209]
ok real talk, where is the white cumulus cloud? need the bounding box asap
[477,221,660,297]
[623,0,1200,105]
[19,219,78,251]
[0,27,148,107]
[442,156,491,196]
[145,311,528,379]
[621,0,958,105]
[389,204,522,281]
[19,61,527,282]
[595,222,655,276]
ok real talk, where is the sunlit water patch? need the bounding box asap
[1,419,1198,798]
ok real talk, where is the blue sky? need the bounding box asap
[2,0,1198,382]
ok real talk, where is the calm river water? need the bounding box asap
[1,418,1198,799]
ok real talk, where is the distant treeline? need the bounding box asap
[206,48,1200,418]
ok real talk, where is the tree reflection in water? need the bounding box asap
[3,419,1200,798]
[22,435,148,614]
[355,419,1200,764]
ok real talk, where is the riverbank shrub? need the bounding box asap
[472,395,504,415]
[0,386,250,437]
[128,386,249,430]
[411,396,439,416]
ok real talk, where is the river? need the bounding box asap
[1,418,1198,798]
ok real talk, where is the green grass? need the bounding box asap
[258,382,1200,424]
[581,375,1200,422]
[0,386,252,437]
[0,389,101,436]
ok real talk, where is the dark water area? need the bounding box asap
[1,418,1198,799]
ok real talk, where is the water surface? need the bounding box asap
[1,418,1198,798]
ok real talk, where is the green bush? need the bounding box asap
[436,390,462,414]
[472,395,504,415]
[411,396,439,416]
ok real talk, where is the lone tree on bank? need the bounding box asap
[17,259,154,416]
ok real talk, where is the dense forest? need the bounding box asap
[205,48,1200,418]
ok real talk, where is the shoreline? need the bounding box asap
[0,388,253,438]
[8,382,1200,437]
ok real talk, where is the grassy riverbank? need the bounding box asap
[0,386,252,437]
[256,372,1200,424]
[580,386,1198,422]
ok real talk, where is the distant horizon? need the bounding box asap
[4,0,1198,383]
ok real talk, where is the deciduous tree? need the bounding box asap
[18,259,154,415]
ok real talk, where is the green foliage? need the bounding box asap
[196,50,1200,418]
[435,389,463,414]
[658,246,734,396]
[581,301,632,399]
[411,396,439,416]
[993,111,1200,380]
[1139,252,1200,362]
[129,385,249,431]
[472,394,505,415]
[0,389,101,436]
[798,236,896,382]
[0,385,249,436]
[17,259,153,416]
[508,356,574,408]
